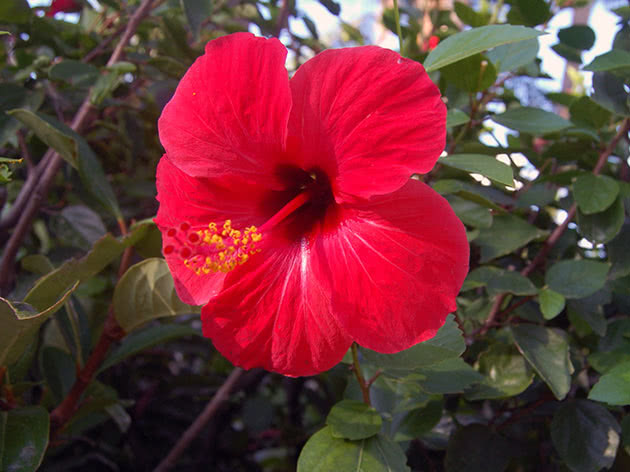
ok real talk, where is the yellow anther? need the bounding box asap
[181,220,262,276]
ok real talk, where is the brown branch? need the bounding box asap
[49,309,126,434]
[273,0,291,37]
[153,368,245,472]
[83,23,126,63]
[0,0,156,294]
[477,118,630,335]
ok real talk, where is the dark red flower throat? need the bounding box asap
[268,164,337,241]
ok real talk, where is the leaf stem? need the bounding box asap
[393,0,404,53]
[351,343,371,405]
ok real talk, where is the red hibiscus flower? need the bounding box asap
[155,33,469,376]
[46,0,82,17]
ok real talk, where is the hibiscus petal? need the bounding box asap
[289,46,446,201]
[158,33,291,181]
[201,239,353,377]
[154,155,269,305]
[314,179,469,353]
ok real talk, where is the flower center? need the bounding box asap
[163,220,263,274]
[163,167,335,275]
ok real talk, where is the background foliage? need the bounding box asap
[1,0,630,470]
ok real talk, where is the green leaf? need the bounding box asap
[101,324,201,372]
[512,324,573,400]
[551,400,620,472]
[446,195,492,228]
[180,0,212,39]
[588,360,630,405]
[10,111,121,217]
[474,214,547,262]
[465,342,534,400]
[539,288,566,320]
[0,0,30,23]
[1,85,44,149]
[393,400,442,441]
[60,205,107,246]
[441,54,497,93]
[486,38,539,73]
[546,260,610,299]
[573,174,619,215]
[423,25,542,72]
[589,350,630,375]
[446,109,470,128]
[40,346,76,404]
[113,258,199,332]
[568,288,610,336]
[414,357,483,394]
[24,224,149,312]
[440,154,513,186]
[326,400,382,440]
[463,266,538,297]
[453,2,490,27]
[507,0,551,26]
[49,60,99,86]
[432,179,506,213]
[584,49,630,73]
[89,63,136,106]
[491,107,572,134]
[7,109,79,168]
[577,197,625,244]
[360,315,464,371]
[445,424,512,472]
[0,282,78,368]
[558,25,595,50]
[297,427,409,472]
[569,96,612,129]
[0,406,49,472]
[608,223,630,279]
[592,72,630,116]
[341,22,364,45]
[20,254,54,275]
[90,73,121,107]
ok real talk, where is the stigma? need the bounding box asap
[163,220,261,275]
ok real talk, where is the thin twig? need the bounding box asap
[153,368,245,472]
[272,0,291,37]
